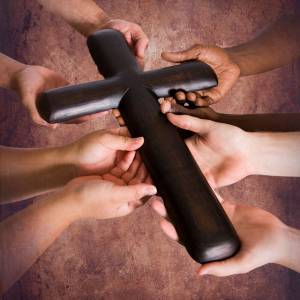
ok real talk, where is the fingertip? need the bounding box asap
[160,219,179,241]
[134,136,144,146]
[186,92,197,102]
[160,101,171,114]
[175,91,186,102]
[143,184,157,196]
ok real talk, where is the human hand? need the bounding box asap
[62,127,150,179]
[11,65,106,127]
[64,147,156,220]
[161,45,240,106]
[100,19,149,62]
[151,195,291,276]
[164,112,252,188]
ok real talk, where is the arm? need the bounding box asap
[0,53,25,89]
[161,13,300,105]
[0,52,68,126]
[0,128,145,204]
[248,131,300,177]
[37,0,109,37]
[37,0,149,58]
[160,112,300,188]
[0,170,156,294]
[160,99,300,132]
[151,196,300,276]
[0,146,75,203]
[228,14,300,76]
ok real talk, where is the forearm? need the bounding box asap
[37,0,110,36]
[226,15,300,76]
[247,132,300,177]
[279,226,300,273]
[0,191,78,294]
[0,53,25,89]
[0,146,76,203]
[175,106,300,132]
[217,113,300,132]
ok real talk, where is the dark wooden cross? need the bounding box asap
[37,29,240,263]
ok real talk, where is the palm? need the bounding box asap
[186,124,249,188]
[211,199,285,275]
[15,65,68,102]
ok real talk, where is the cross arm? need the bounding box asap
[37,76,126,123]
[142,61,217,98]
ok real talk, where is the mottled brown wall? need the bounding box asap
[0,0,300,299]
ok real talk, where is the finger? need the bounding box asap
[160,219,179,241]
[113,151,136,175]
[112,109,121,118]
[115,201,143,217]
[161,101,190,115]
[121,154,141,183]
[160,99,172,114]
[135,35,149,58]
[109,126,130,137]
[186,92,197,102]
[197,254,245,277]
[124,31,133,45]
[167,113,215,135]
[116,116,125,126]
[151,198,168,217]
[129,162,147,184]
[101,133,144,151]
[102,173,125,186]
[145,174,153,185]
[175,91,186,103]
[29,107,50,127]
[161,47,198,63]
[113,183,157,204]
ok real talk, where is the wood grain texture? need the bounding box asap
[0,0,299,299]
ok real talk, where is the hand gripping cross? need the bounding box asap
[37,29,240,263]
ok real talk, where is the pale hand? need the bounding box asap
[151,195,288,277]
[63,127,152,181]
[165,113,252,188]
[100,19,149,62]
[64,145,156,220]
[11,65,107,127]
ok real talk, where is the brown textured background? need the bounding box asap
[1,0,300,299]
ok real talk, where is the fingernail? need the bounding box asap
[145,186,157,195]
[198,269,210,276]
[133,136,144,143]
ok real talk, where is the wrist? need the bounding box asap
[0,53,26,90]
[225,46,248,77]
[239,131,260,177]
[277,225,300,272]
[244,132,275,176]
[82,10,111,36]
[48,145,78,181]
[49,188,82,223]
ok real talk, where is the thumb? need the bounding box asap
[113,183,157,204]
[197,254,244,277]
[26,101,50,127]
[101,133,144,151]
[167,113,216,135]
[161,46,199,63]
[135,35,149,58]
